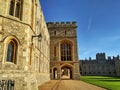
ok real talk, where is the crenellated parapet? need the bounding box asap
[96,52,106,60]
[47,21,77,28]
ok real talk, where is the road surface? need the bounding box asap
[39,80,106,90]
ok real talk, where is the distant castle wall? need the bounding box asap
[79,53,120,76]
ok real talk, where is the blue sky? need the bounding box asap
[40,0,120,59]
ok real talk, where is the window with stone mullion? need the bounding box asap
[61,44,64,61]
[9,0,22,19]
[61,44,65,61]
[7,40,17,64]
[15,2,20,17]
[15,0,22,18]
[61,43,72,61]
[9,0,15,15]
[65,44,68,61]
[67,44,71,61]
[64,44,67,61]
[7,42,13,62]
[67,45,69,60]
[54,46,56,57]
[68,44,72,61]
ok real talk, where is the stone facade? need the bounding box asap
[0,0,50,90]
[79,53,120,76]
[47,22,80,80]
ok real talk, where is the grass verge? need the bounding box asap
[81,76,120,90]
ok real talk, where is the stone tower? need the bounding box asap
[0,0,50,90]
[47,22,80,80]
[96,53,106,61]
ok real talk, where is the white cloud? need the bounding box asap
[87,17,92,31]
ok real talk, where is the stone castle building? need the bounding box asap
[0,0,50,90]
[79,53,120,76]
[47,22,80,80]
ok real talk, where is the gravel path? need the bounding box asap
[39,80,106,90]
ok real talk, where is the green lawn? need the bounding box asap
[80,76,120,90]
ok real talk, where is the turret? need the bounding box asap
[96,53,106,61]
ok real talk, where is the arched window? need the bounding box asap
[31,0,35,28]
[15,2,20,17]
[9,0,22,19]
[6,40,18,64]
[61,42,72,61]
[65,30,66,35]
[54,46,56,57]
[9,0,14,15]
[54,31,56,35]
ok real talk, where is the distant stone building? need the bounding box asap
[47,22,80,80]
[0,0,50,90]
[79,53,120,76]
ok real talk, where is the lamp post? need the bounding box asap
[30,33,42,65]
[31,33,42,43]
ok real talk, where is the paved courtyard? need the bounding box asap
[39,80,106,90]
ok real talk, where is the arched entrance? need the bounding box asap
[61,64,74,79]
[53,68,57,79]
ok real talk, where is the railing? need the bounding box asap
[0,80,15,90]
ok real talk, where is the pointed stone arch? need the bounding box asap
[52,66,58,79]
[60,39,74,61]
[3,35,21,64]
[3,35,21,45]
[60,39,74,46]
[61,63,74,79]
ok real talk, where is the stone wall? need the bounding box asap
[0,0,50,90]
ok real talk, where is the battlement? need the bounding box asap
[96,52,106,60]
[96,53,105,56]
[47,21,77,28]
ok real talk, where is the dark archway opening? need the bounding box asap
[61,66,73,79]
[53,68,57,79]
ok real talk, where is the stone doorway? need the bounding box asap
[53,68,57,79]
[61,65,73,80]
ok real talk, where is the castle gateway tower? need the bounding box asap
[47,22,80,80]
